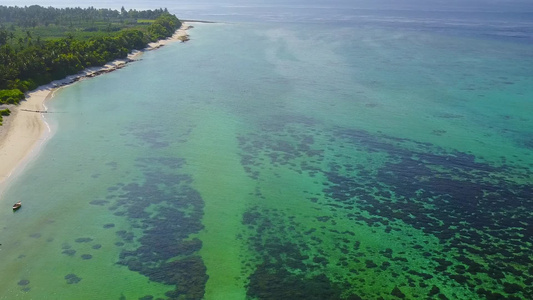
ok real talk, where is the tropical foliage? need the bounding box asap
[0,89,24,104]
[0,108,10,125]
[0,5,181,105]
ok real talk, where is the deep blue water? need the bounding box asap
[6,0,533,42]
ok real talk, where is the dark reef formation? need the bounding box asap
[237,113,532,299]
[90,154,208,300]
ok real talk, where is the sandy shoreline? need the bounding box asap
[0,23,191,190]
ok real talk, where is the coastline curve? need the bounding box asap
[0,23,191,200]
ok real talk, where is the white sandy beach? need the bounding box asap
[0,23,190,189]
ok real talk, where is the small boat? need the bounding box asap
[12,202,21,211]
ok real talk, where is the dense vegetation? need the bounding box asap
[0,108,10,125]
[0,5,182,106]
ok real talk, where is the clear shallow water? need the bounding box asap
[1,1,533,299]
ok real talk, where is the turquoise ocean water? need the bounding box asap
[1,1,532,299]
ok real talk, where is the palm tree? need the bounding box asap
[25,31,32,46]
[9,32,15,44]
[0,27,8,45]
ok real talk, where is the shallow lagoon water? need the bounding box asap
[0,5,532,300]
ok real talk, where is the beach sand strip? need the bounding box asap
[0,23,191,189]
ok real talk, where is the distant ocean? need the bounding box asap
[1,1,532,299]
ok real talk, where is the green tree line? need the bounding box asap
[0,5,169,28]
[0,108,10,125]
[0,6,181,106]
